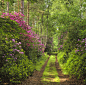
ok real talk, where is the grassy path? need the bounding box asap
[41,55,60,84]
[16,54,84,85]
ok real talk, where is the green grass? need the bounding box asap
[41,55,60,83]
[35,52,49,71]
[57,52,68,75]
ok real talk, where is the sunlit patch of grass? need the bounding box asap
[41,55,60,83]
[41,77,60,82]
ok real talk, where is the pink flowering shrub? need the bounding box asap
[1,12,45,62]
[0,32,35,83]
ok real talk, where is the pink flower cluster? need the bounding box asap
[2,38,24,62]
[1,12,45,54]
[1,12,31,30]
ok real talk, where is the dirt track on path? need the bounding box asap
[16,55,84,85]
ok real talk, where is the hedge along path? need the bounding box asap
[55,55,84,85]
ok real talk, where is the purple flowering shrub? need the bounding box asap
[75,38,86,55]
[1,12,45,61]
[0,12,45,83]
[0,17,35,83]
[0,33,35,83]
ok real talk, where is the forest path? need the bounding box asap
[17,55,84,85]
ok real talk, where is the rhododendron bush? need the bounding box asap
[0,26,35,83]
[1,12,45,62]
[0,12,45,83]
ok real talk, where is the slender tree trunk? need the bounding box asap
[38,16,39,35]
[1,0,4,14]
[21,0,24,15]
[46,14,48,42]
[35,21,37,34]
[18,0,20,13]
[7,1,9,13]
[27,1,29,25]
[41,14,43,35]
[80,0,83,19]
[14,3,16,12]
[33,18,35,26]
[41,14,44,44]
[46,4,49,45]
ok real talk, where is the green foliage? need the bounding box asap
[0,55,34,82]
[0,17,26,39]
[57,52,65,64]
[57,51,69,64]
[65,50,86,79]
[0,32,35,82]
[35,52,49,71]
[57,49,86,84]
[44,37,53,53]
[52,33,58,52]
[27,0,37,3]
[84,78,86,84]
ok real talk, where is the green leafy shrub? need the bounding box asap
[57,52,65,63]
[0,17,26,39]
[57,52,68,64]
[0,33,35,83]
[0,55,34,82]
[65,49,86,79]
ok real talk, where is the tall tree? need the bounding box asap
[27,1,29,25]
[7,1,9,13]
[21,0,24,14]
[18,0,20,13]
[1,0,4,14]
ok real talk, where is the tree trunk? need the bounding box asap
[14,3,16,12]
[80,0,83,19]
[46,14,48,43]
[1,0,4,14]
[41,14,43,35]
[21,0,24,15]
[18,0,20,13]
[7,1,9,13]
[27,1,29,25]
[32,18,35,26]
[38,16,39,35]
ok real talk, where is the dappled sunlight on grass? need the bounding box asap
[41,76,60,82]
[41,55,60,83]
[41,72,60,82]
